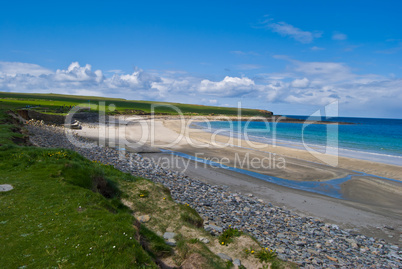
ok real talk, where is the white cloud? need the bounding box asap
[291,78,309,88]
[332,32,347,40]
[292,61,356,83]
[262,19,322,44]
[198,76,255,97]
[0,60,401,117]
[54,62,104,83]
[0,61,53,76]
[256,57,402,114]
[0,62,162,100]
[311,46,325,51]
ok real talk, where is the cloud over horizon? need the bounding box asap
[0,61,401,118]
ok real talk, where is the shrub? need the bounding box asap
[218,227,242,245]
[255,248,277,263]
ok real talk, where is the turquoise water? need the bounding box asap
[194,116,402,166]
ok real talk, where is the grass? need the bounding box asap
[0,108,28,146]
[138,225,172,258]
[243,247,288,269]
[0,146,158,268]
[0,91,273,117]
[255,248,277,263]
[0,99,292,268]
[0,101,162,267]
[180,203,204,227]
[218,227,243,245]
[138,189,150,198]
[0,104,230,268]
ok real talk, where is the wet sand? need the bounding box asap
[76,116,402,245]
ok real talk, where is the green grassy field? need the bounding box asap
[0,146,161,268]
[0,101,233,268]
[0,95,289,269]
[0,91,272,116]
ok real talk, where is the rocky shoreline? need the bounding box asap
[26,122,400,268]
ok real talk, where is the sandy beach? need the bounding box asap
[76,116,402,245]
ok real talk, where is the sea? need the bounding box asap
[194,116,402,166]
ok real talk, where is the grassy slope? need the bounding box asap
[0,99,160,268]
[0,146,157,268]
[0,92,272,116]
[0,101,230,268]
[0,97,291,268]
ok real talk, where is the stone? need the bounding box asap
[166,238,176,246]
[326,255,338,262]
[217,253,232,262]
[26,122,401,269]
[163,232,176,240]
[233,259,241,266]
[0,184,13,192]
[138,215,151,223]
[331,224,339,230]
[346,239,359,249]
[199,237,210,244]
[276,248,285,254]
[205,224,223,233]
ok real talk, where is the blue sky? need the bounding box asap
[1,0,401,118]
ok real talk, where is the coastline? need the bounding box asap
[190,119,402,166]
[161,118,402,181]
[25,116,402,267]
[75,116,402,245]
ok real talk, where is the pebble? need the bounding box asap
[233,258,241,266]
[217,253,232,262]
[0,184,13,192]
[163,232,176,240]
[199,237,210,244]
[27,123,402,269]
[166,238,177,246]
[138,215,151,223]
